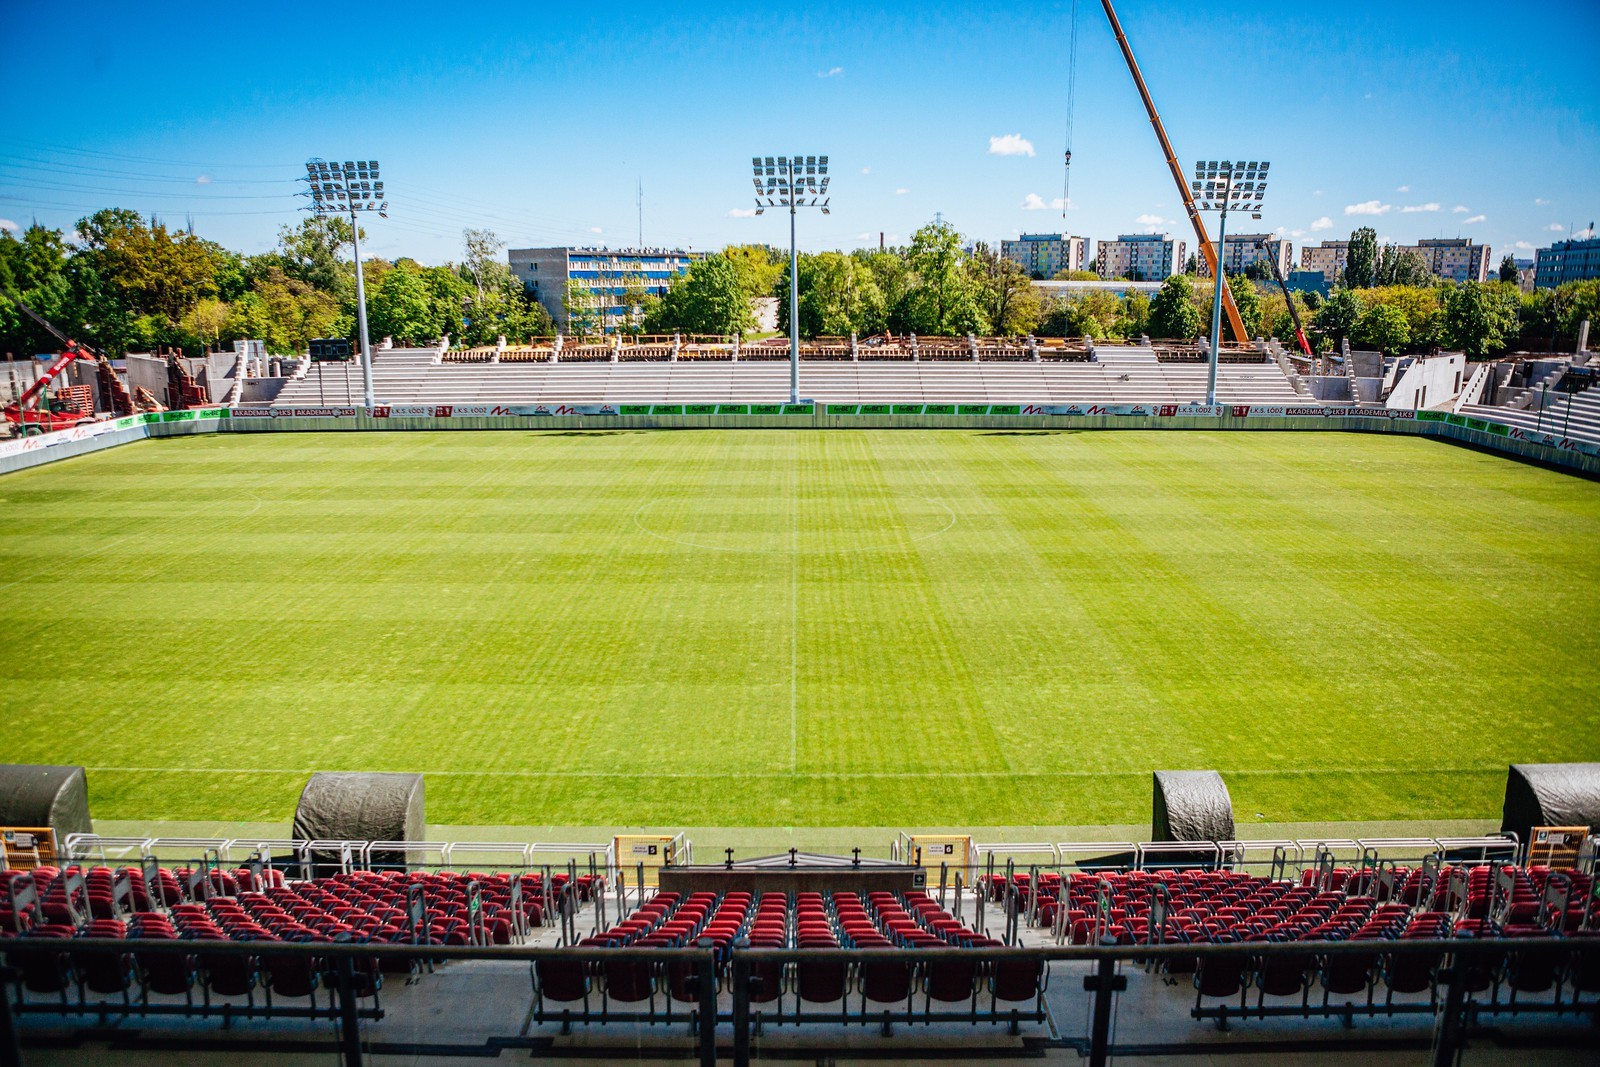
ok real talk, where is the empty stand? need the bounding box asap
[261,345,1309,408]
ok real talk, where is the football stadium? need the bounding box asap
[4,0,1600,1064]
[3,361,1599,1066]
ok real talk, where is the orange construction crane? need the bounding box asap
[1100,0,1249,344]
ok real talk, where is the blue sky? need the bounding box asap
[2,0,1596,267]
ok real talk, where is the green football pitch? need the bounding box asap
[3,429,1597,830]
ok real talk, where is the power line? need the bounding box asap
[8,138,296,171]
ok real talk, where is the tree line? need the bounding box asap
[3,212,1595,361]
[0,211,552,358]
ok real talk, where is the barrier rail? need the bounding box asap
[3,935,1596,1067]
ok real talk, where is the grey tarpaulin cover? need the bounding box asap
[1152,770,1235,842]
[293,772,424,870]
[0,764,92,842]
[1500,763,1600,845]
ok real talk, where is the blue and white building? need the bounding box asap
[509,246,697,331]
[1534,236,1600,290]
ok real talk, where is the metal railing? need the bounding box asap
[4,935,1596,1067]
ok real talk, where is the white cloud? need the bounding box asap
[1312,189,1324,197]
[1462,215,1486,224]
[988,134,1035,157]
[0,218,17,232]
[1022,193,1072,211]
[1535,198,1551,206]
[1134,213,1166,225]
[816,66,844,78]
[1514,241,1536,251]
[894,188,909,196]
[1396,185,1410,192]
[1400,203,1441,213]
[1344,200,1392,216]
[861,167,871,175]
[1577,226,1597,239]
[1310,216,1334,231]
[1546,223,1565,231]
[195,175,212,185]
[856,232,873,240]
[727,208,757,218]
[1290,229,1306,238]
[588,226,603,234]
[1452,205,1469,213]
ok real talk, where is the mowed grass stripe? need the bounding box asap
[1,430,1595,826]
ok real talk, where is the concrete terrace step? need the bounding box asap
[262,359,1310,409]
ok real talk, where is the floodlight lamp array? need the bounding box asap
[302,157,389,217]
[750,154,831,215]
[1190,159,1269,213]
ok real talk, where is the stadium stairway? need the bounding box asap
[1461,382,1600,446]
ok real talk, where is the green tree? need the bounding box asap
[967,242,1034,335]
[73,208,223,338]
[421,265,470,340]
[1354,285,1443,349]
[1227,275,1263,338]
[1148,276,1202,339]
[1111,290,1149,340]
[1052,269,1100,281]
[276,215,355,294]
[786,251,886,337]
[645,252,755,336]
[1441,281,1520,358]
[901,221,988,335]
[0,224,72,356]
[178,297,230,352]
[1372,244,1429,287]
[1498,254,1519,284]
[856,251,916,332]
[1070,290,1123,338]
[1315,288,1364,347]
[368,261,437,344]
[1344,227,1378,289]
[461,228,506,299]
[723,244,784,300]
[1352,302,1412,354]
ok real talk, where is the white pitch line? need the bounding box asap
[790,437,799,774]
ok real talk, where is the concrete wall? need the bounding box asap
[124,354,170,407]
[1389,354,1467,410]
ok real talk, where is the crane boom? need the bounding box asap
[1261,251,1316,364]
[3,289,105,429]
[1099,0,1249,343]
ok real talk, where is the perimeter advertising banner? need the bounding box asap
[233,407,361,418]
[0,415,137,459]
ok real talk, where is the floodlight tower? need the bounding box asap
[752,155,830,404]
[302,158,389,414]
[1191,160,1268,406]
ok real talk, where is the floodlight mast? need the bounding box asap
[752,154,830,404]
[1191,160,1270,406]
[301,158,389,414]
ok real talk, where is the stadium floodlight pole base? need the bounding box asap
[351,208,376,415]
[1206,205,1227,408]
